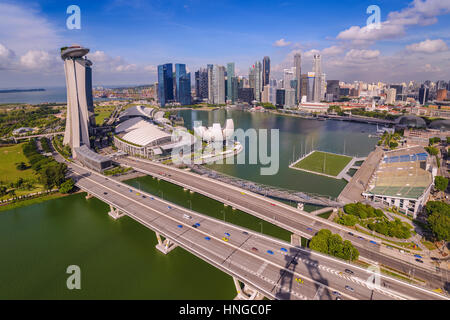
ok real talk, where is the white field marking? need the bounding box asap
[72,166,359,301]
[256,262,269,276]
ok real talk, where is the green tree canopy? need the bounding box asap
[434,176,448,192]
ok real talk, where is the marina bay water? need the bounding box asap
[179,109,379,198]
[0,109,379,299]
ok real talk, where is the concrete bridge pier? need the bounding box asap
[232,277,264,300]
[108,205,125,220]
[155,233,177,254]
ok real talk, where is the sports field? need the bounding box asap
[292,151,352,177]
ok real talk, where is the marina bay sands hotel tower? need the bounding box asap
[61,45,95,155]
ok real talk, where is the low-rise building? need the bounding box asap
[362,146,434,217]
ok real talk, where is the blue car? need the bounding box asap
[224,232,231,237]
[129,189,132,192]
[306,227,313,232]
[414,254,423,259]
[280,247,288,253]
[177,225,183,228]
[267,250,274,255]
[204,236,211,241]
[168,206,172,209]
[150,197,154,200]
[369,240,377,245]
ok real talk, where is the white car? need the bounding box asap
[183,214,192,220]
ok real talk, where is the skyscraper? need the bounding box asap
[294,53,301,103]
[249,62,262,101]
[262,56,270,87]
[175,64,191,105]
[226,62,236,103]
[386,88,396,104]
[312,54,322,102]
[418,86,429,105]
[158,63,174,107]
[61,45,94,154]
[195,68,208,100]
[212,65,225,104]
[207,64,214,104]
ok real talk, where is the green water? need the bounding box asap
[0,193,236,299]
[179,109,378,198]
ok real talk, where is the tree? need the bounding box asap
[425,201,450,241]
[309,229,359,261]
[16,162,27,170]
[428,212,450,241]
[59,178,75,194]
[425,146,439,156]
[434,176,448,192]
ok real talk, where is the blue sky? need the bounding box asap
[0,0,449,87]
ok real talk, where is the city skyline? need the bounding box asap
[0,0,450,88]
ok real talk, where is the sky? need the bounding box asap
[0,0,449,88]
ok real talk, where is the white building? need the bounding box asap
[212,65,225,104]
[61,45,94,155]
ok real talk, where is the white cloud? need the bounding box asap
[0,43,15,69]
[19,50,58,71]
[345,49,380,60]
[0,3,61,53]
[337,0,450,44]
[273,38,291,47]
[420,63,441,72]
[406,39,448,53]
[144,65,157,73]
[321,45,345,56]
[388,0,450,26]
[337,23,404,44]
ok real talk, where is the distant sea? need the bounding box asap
[0,86,129,104]
[0,87,67,104]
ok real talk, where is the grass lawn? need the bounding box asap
[293,151,352,177]
[94,106,115,125]
[317,210,333,219]
[0,143,36,184]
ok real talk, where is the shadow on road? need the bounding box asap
[274,238,332,300]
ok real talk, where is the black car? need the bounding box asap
[415,258,424,263]
[103,192,108,195]
[242,231,249,235]
[348,232,354,236]
[345,269,354,274]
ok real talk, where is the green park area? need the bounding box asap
[0,143,44,200]
[94,105,116,126]
[0,143,35,182]
[292,151,352,177]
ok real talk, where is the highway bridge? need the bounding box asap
[63,157,446,300]
[116,156,449,294]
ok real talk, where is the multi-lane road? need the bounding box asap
[65,159,446,300]
[116,156,449,293]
